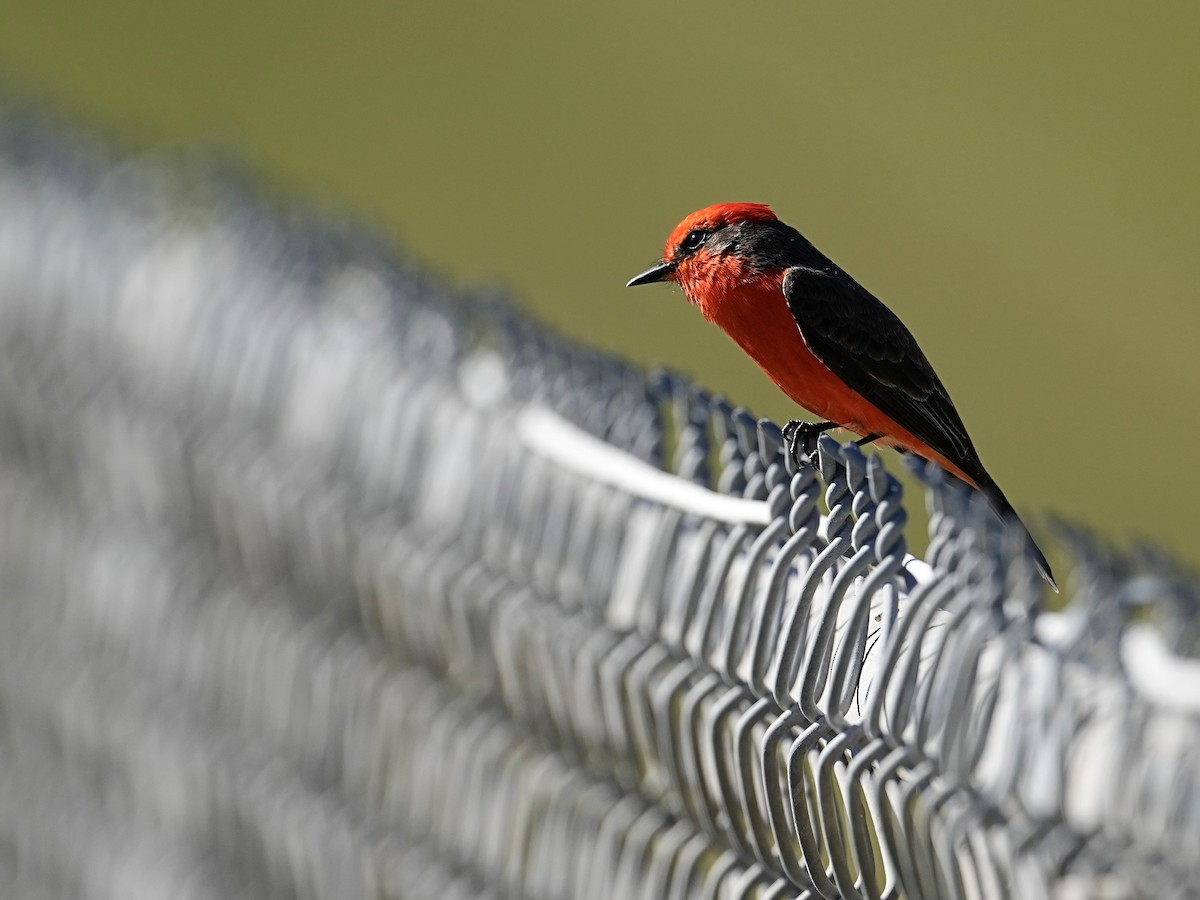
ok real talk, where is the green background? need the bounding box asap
[3,3,1197,570]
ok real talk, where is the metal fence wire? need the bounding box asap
[0,120,1197,900]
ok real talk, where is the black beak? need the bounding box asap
[626,260,677,287]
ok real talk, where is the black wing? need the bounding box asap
[782,265,984,479]
[782,265,1057,590]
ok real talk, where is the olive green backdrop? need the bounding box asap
[4,3,1197,570]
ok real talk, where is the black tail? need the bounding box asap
[976,476,1057,592]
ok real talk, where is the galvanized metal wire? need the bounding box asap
[0,119,1197,899]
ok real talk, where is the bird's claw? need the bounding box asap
[783,420,836,469]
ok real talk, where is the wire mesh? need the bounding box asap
[0,119,1197,899]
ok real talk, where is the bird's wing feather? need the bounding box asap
[782,266,980,472]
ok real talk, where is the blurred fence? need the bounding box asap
[0,121,1197,900]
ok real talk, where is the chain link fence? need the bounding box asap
[0,119,1197,899]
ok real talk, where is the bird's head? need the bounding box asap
[626,203,793,313]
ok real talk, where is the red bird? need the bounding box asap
[628,202,1055,590]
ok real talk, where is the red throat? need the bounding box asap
[680,254,783,324]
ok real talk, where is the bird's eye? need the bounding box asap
[681,229,710,254]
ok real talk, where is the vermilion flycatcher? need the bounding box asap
[628,202,1055,590]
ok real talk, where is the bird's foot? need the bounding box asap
[783,420,837,468]
[855,432,882,448]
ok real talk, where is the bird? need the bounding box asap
[627,202,1056,590]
